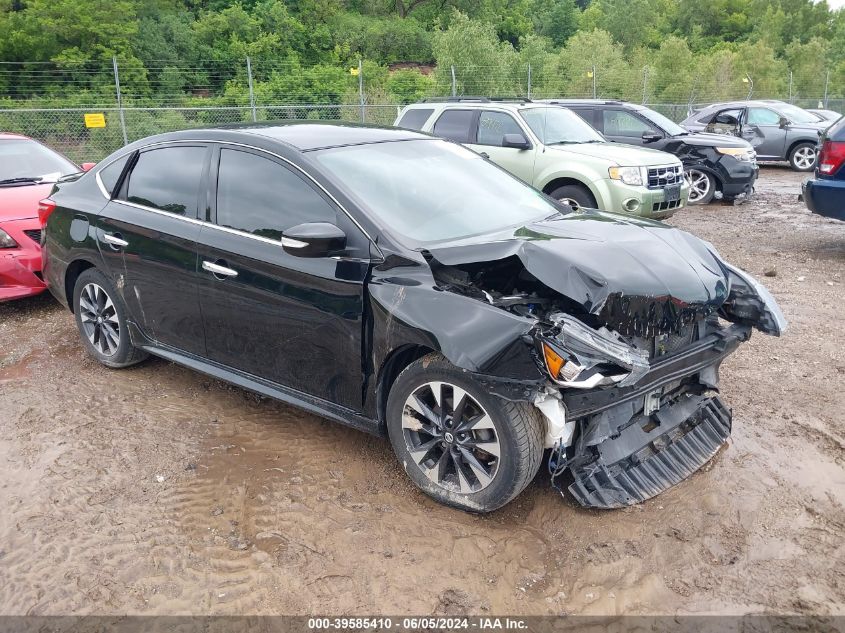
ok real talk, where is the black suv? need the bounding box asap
[546,99,759,205]
[41,123,784,513]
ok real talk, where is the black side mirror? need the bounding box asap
[502,133,531,150]
[779,116,789,128]
[282,222,346,258]
[641,130,662,143]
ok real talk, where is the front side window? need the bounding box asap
[215,148,335,240]
[520,107,604,145]
[397,108,434,131]
[603,110,652,137]
[476,111,525,146]
[705,109,742,135]
[637,107,687,136]
[747,108,781,126]
[124,146,207,216]
[314,139,558,244]
[432,109,475,143]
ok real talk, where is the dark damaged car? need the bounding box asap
[41,123,786,512]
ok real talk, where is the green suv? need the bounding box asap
[395,99,690,219]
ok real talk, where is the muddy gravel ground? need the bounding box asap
[1,167,843,617]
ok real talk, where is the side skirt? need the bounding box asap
[128,324,382,437]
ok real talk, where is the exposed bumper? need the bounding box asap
[802,178,845,221]
[0,219,46,302]
[720,162,758,200]
[568,395,731,508]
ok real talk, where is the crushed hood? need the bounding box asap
[426,210,730,334]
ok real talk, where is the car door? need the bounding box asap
[704,108,743,137]
[742,107,787,160]
[196,145,370,411]
[97,144,209,356]
[464,110,537,183]
[601,109,657,146]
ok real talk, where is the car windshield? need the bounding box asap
[637,107,687,136]
[0,139,78,184]
[778,104,820,125]
[314,139,559,244]
[520,107,605,144]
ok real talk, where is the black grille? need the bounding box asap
[22,229,42,244]
[647,164,683,189]
[652,199,681,213]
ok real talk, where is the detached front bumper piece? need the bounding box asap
[568,395,731,509]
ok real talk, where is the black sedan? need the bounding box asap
[41,123,785,512]
[547,99,759,204]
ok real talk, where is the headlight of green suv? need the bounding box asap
[0,228,19,249]
[608,166,645,186]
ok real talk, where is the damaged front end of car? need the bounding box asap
[412,212,787,509]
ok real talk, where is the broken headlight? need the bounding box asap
[721,264,787,336]
[538,314,650,389]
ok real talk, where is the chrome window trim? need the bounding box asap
[94,149,135,199]
[97,138,383,258]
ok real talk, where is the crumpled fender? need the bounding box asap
[367,255,542,383]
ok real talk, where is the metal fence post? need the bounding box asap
[823,70,830,108]
[641,66,649,105]
[788,70,793,103]
[527,63,532,99]
[592,64,597,99]
[112,57,128,146]
[246,56,257,122]
[451,65,456,97]
[358,58,365,123]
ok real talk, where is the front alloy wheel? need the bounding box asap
[386,353,543,513]
[687,169,714,204]
[402,381,501,493]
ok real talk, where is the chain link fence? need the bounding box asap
[1,58,840,163]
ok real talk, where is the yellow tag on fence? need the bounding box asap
[84,113,106,128]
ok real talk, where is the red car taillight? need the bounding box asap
[818,140,845,176]
[37,198,57,228]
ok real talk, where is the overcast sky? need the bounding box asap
[825,0,845,10]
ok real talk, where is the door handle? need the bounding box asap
[102,233,128,248]
[202,260,238,278]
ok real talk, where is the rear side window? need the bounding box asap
[97,154,130,197]
[569,108,596,128]
[829,116,845,141]
[476,111,524,146]
[215,148,335,240]
[124,146,206,217]
[397,108,433,131]
[433,109,475,143]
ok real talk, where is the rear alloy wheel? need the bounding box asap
[686,169,715,204]
[789,143,817,172]
[73,268,148,368]
[387,353,543,513]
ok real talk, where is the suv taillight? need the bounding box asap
[818,140,845,176]
[37,198,57,228]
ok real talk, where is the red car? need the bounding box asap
[0,133,93,301]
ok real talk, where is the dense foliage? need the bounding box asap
[1,0,844,107]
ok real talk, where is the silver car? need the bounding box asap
[681,100,827,171]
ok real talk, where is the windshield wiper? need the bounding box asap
[0,176,43,186]
[547,139,602,145]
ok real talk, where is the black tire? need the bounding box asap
[686,168,715,205]
[548,184,597,210]
[788,142,817,172]
[73,268,148,368]
[386,353,543,513]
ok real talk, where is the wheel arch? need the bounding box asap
[375,344,437,431]
[541,177,600,207]
[64,258,98,313]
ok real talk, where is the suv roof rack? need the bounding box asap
[422,96,533,104]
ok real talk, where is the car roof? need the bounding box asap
[539,98,631,107]
[404,98,542,112]
[118,121,432,153]
[698,100,789,110]
[0,132,31,140]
